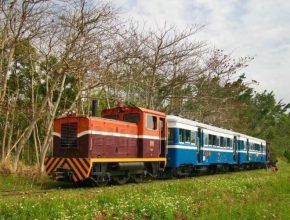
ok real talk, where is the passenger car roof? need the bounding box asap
[167,115,266,144]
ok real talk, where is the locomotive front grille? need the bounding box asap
[61,122,78,148]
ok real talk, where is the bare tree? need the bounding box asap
[0,0,51,162]
[99,23,206,111]
[34,0,119,173]
[185,49,254,127]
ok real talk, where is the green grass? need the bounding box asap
[0,162,290,220]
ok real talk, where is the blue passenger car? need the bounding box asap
[166,115,267,174]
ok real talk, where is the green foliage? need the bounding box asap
[0,162,290,219]
[284,150,290,163]
[239,91,290,158]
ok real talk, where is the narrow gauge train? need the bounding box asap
[45,102,268,185]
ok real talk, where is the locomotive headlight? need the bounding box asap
[66,110,77,117]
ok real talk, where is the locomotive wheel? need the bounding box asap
[90,176,109,187]
[113,176,130,185]
[96,180,109,187]
[133,174,145,183]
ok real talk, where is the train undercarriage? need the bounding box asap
[47,156,267,186]
[165,162,267,178]
[88,161,161,186]
[46,157,166,186]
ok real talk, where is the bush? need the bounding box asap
[283,150,290,163]
[0,160,13,175]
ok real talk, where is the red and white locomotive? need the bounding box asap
[45,102,167,185]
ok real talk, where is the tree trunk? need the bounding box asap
[33,127,40,166]
[6,96,17,160]
[12,94,50,172]
[0,47,15,104]
[1,109,9,161]
[39,154,46,174]
[39,74,67,174]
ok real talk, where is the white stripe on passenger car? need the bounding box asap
[167,145,234,153]
[167,145,197,150]
[167,145,267,155]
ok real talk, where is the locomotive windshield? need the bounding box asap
[124,113,140,123]
[103,115,118,120]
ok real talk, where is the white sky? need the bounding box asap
[108,0,290,104]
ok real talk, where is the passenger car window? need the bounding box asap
[185,130,191,143]
[226,138,231,148]
[179,129,185,142]
[209,134,213,145]
[191,131,195,144]
[220,137,224,147]
[216,136,220,146]
[209,135,217,146]
[146,114,157,130]
[204,134,208,145]
[254,143,260,151]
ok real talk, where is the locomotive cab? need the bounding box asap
[101,104,167,159]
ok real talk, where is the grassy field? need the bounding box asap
[0,161,289,220]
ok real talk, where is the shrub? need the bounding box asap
[283,150,290,163]
[0,160,13,175]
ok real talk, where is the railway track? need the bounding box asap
[0,188,58,197]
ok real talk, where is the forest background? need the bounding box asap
[1,0,289,174]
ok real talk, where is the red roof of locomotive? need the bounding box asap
[101,106,165,117]
[137,107,166,117]
[55,103,165,120]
